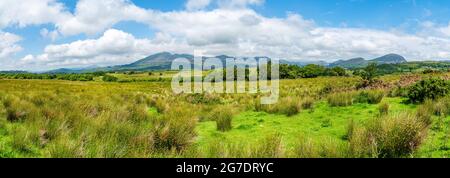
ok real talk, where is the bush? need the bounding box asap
[102,75,118,82]
[407,78,450,103]
[327,92,354,107]
[350,113,427,158]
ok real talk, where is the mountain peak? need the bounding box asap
[370,53,407,64]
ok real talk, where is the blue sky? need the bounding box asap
[1,0,450,71]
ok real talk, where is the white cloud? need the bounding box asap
[40,28,59,41]
[8,0,450,70]
[0,31,22,60]
[19,29,194,68]
[56,0,155,36]
[217,0,264,9]
[186,0,212,11]
[0,0,71,28]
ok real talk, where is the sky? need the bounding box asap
[2,0,450,71]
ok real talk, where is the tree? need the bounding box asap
[326,67,346,76]
[360,63,378,82]
[300,64,326,78]
[102,75,118,82]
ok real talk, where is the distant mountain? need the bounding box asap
[280,60,328,66]
[0,70,28,74]
[370,53,407,64]
[329,57,368,68]
[46,68,85,74]
[329,54,407,68]
[42,52,408,73]
[103,52,194,71]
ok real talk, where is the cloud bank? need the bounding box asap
[1,0,450,70]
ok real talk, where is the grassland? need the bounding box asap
[0,72,449,158]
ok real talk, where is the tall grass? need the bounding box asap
[152,106,197,152]
[378,102,389,116]
[260,97,301,116]
[327,92,355,107]
[349,113,428,158]
[293,135,348,158]
[213,106,234,132]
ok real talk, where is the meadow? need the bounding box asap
[0,71,449,158]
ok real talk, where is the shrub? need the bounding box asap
[327,92,354,107]
[407,78,450,103]
[350,113,427,158]
[102,75,118,82]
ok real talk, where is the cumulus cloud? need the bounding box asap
[56,0,155,36]
[19,29,194,68]
[186,0,212,11]
[217,0,264,9]
[6,0,450,70]
[185,0,264,11]
[0,31,22,60]
[0,0,71,28]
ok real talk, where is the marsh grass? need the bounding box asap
[261,97,301,116]
[293,135,348,158]
[378,102,389,116]
[0,73,448,158]
[350,113,428,158]
[327,92,355,107]
[213,107,234,132]
[152,106,197,152]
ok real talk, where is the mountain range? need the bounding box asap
[328,54,407,68]
[43,52,408,74]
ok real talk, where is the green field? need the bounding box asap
[0,72,449,158]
